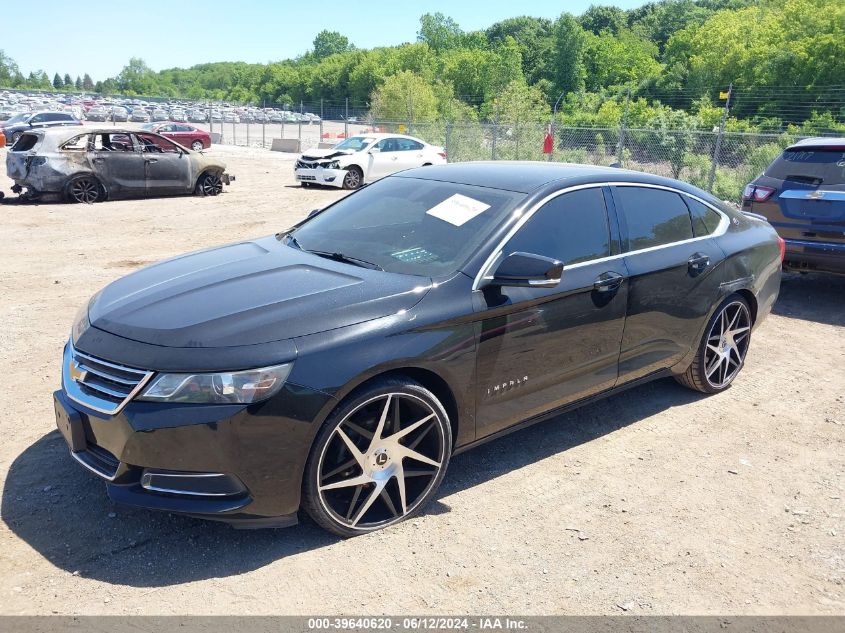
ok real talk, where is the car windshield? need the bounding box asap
[289,176,525,277]
[3,113,29,125]
[765,148,845,185]
[334,136,375,152]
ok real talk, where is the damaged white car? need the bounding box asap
[295,133,447,190]
[6,127,233,203]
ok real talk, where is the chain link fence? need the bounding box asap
[200,113,814,202]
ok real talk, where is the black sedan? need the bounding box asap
[55,163,783,536]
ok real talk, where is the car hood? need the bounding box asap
[300,148,354,161]
[88,235,431,348]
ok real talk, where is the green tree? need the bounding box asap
[485,16,554,84]
[313,30,353,60]
[82,73,94,91]
[579,4,626,35]
[370,71,438,123]
[551,13,586,99]
[0,50,22,87]
[417,13,463,52]
[116,58,157,95]
[63,73,73,87]
[74,75,82,90]
[583,29,662,90]
[484,80,550,160]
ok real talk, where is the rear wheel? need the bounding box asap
[64,175,103,204]
[342,166,363,190]
[676,295,752,393]
[302,377,451,537]
[195,171,223,196]
[191,140,204,151]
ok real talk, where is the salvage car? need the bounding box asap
[742,137,845,275]
[142,122,211,151]
[54,163,782,535]
[6,127,232,202]
[0,111,81,146]
[295,133,447,190]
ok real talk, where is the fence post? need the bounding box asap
[708,83,732,193]
[298,120,302,147]
[319,98,324,140]
[262,118,265,148]
[616,88,630,166]
[491,101,499,161]
[232,121,236,145]
[445,120,452,159]
[246,120,250,147]
[344,97,349,139]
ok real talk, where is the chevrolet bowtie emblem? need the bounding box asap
[69,361,88,383]
[809,190,825,199]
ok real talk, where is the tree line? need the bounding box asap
[1,0,843,133]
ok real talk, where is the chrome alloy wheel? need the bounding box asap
[316,393,446,531]
[704,300,751,389]
[69,177,100,203]
[342,168,361,189]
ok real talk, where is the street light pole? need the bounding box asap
[550,89,566,162]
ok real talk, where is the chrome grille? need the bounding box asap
[296,160,320,169]
[63,344,153,415]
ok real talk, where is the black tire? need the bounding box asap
[341,166,363,190]
[301,181,311,188]
[191,140,204,151]
[302,376,452,537]
[195,171,223,196]
[676,294,752,394]
[64,175,103,204]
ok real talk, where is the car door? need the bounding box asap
[367,137,405,180]
[89,132,146,196]
[611,184,727,383]
[28,113,48,129]
[395,138,427,169]
[473,186,628,439]
[136,132,193,195]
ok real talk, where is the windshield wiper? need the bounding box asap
[282,233,382,270]
[306,250,383,271]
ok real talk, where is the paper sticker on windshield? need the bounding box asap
[426,194,491,226]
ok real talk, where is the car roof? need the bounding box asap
[347,132,422,142]
[394,161,666,194]
[787,137,845,150]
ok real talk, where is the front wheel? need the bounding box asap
[195,171,223,196]
[341,166,363,190]
[302,378,452,537]
[676,295,752,393]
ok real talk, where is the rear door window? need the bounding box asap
[765,149,845,185]
[616,186,694,251]
[504,188,611,266]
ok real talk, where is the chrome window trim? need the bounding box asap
[472,181,730,291]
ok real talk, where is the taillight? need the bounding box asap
[744,184,775,202]
[777,236,786,262]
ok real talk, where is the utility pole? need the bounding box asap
[344,97,349,138]
[708,83,732,193]
[616,88,630,166]
[550,89,567,162]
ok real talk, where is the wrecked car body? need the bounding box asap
[6,127,233,203]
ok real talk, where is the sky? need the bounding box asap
[3,0,646,81]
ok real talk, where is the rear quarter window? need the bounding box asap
[765,149,845,185]
[616,186,694,251]
[684,197,723,236]
[11,133,39,152]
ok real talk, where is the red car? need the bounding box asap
[141,122,211,151]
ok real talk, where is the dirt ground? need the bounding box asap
[0,144,842,616]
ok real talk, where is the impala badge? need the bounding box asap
[486,375,528,397]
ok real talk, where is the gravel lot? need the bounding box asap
[0,144,843,615]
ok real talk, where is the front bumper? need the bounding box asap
[295,167,345,187]
[783,239,845,275]
[53,349,335,527]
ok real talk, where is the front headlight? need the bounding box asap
[136,363,292,404]
[71,291,100,343]
[325,161,340,169]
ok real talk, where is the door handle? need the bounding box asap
[93,158,105,163]
[145,158,158,163]
[688,252,711,276]
[391,156,398,161]
[593,271,624,293]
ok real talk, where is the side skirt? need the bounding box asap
[452,368,671,457]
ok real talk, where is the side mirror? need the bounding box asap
[369,147,380,154]
[486,252,563,289]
